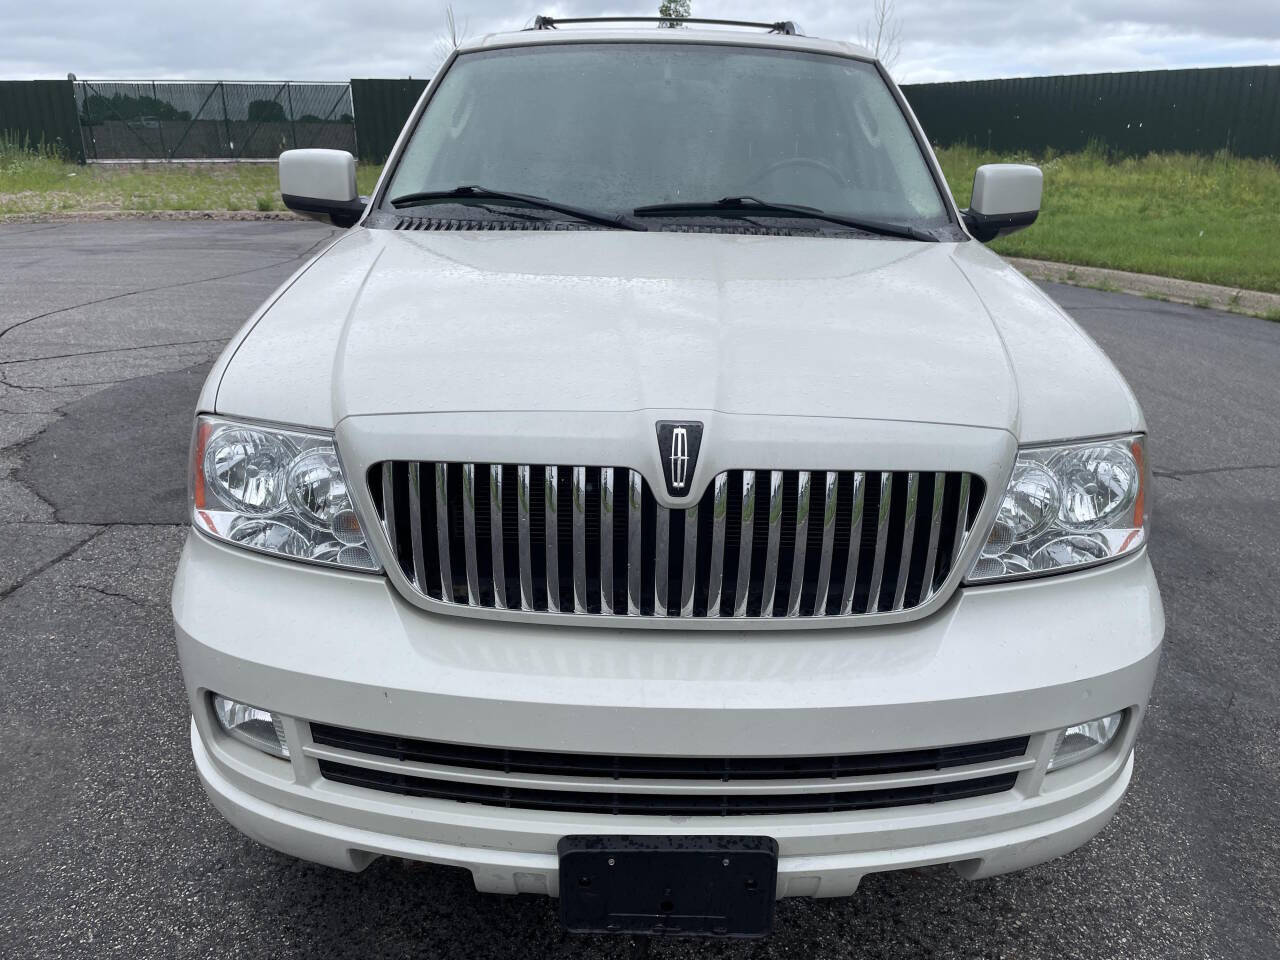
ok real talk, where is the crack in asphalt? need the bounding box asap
[1155,463,1280,481]
[0,337,228,368]
[0,227,328,602]
[0,366,47,394]
[0,228,334,346]
[0,222,70,239]
[77,583,157,610]
[0,526,112,601]
[2,365,209,395]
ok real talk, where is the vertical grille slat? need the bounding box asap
[733,470,757,617]
[545,466,560,612]
[571,466,588,614]
[406,463,429,594]
[706,473,729,618]
[489,467,507,609]
[380,461,400,574]
[866,472,893,613]
[680,497,699,617]
[919,472,946,602]
[893,472,921,611]
[433,463,453,602]
[952,473,972,575]
[814,471,839,615]
[461,463,481,606]
[759,470,785,617]
[785,471,812,617]
[654,503,671,617]
[839,471,866,615]
[600,468,616,614]
[374,463,983,622]
[517,465,533,610]
[627,470,642,616]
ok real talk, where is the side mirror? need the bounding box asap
[279,149,365,228]
[961,164,1042,243]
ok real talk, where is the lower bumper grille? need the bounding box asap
[317,760,1019,817]
[310,724,1029,781]
[311,724,1028,817]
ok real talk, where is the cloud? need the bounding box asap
[1,0,1277,82]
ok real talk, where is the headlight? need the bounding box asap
[968,434,1148,583]
[191,415,379,572]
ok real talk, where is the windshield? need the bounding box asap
[383,42,950,230]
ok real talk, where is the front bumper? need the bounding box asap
[174,530,1162,897]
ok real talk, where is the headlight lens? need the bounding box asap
[969,434,1147,583]
[191,415,379,571]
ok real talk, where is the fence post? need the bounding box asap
[286,82,297,149]
[219,81,233,156]
[152,80,168,158]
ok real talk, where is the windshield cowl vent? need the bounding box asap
[392,218,829,236]
[392,217,596,232]
[658,223,821,236]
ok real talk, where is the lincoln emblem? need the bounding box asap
[655,421,704,498]
[670,427,690,489]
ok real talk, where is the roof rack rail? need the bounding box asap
[530,15,800,36]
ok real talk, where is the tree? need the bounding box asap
[658,0,691,27]
[81,92,189,123]
[857,0,902,69]
[432,5,466,71]
[247,99,286,123]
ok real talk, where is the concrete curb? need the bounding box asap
[1008,257,1280,319]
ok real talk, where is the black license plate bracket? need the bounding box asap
[558,835,778,938]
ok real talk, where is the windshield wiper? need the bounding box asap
[389,185,645,231]
[632,196,937,241]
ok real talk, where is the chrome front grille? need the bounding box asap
[370,464,984,621]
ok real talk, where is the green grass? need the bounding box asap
[3,135,1279,293]
[0,135,382,215]
[936,144,1280,293]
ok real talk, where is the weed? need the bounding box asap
[0,146,381,218]
[935,146,1280,293]
[3,140,1279,294]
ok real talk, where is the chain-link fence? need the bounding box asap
[75,80,355,161]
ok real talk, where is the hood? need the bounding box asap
[215,228,1021,430]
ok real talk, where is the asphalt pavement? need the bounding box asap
[0,220,1275,959]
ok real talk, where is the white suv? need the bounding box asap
[174,16,1161,939]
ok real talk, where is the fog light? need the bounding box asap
[211,694,289,758]
[1048,711,1124,772]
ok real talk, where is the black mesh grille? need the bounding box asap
[311,723,1030,781]
[317,760,1019,817]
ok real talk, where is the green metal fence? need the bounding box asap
[75,81,355,161]
[7,64,1280,165]
[902,64,1280,158]
[0,79,84,161]
[350,78,428,163]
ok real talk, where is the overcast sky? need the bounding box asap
[3,1,1278,83]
